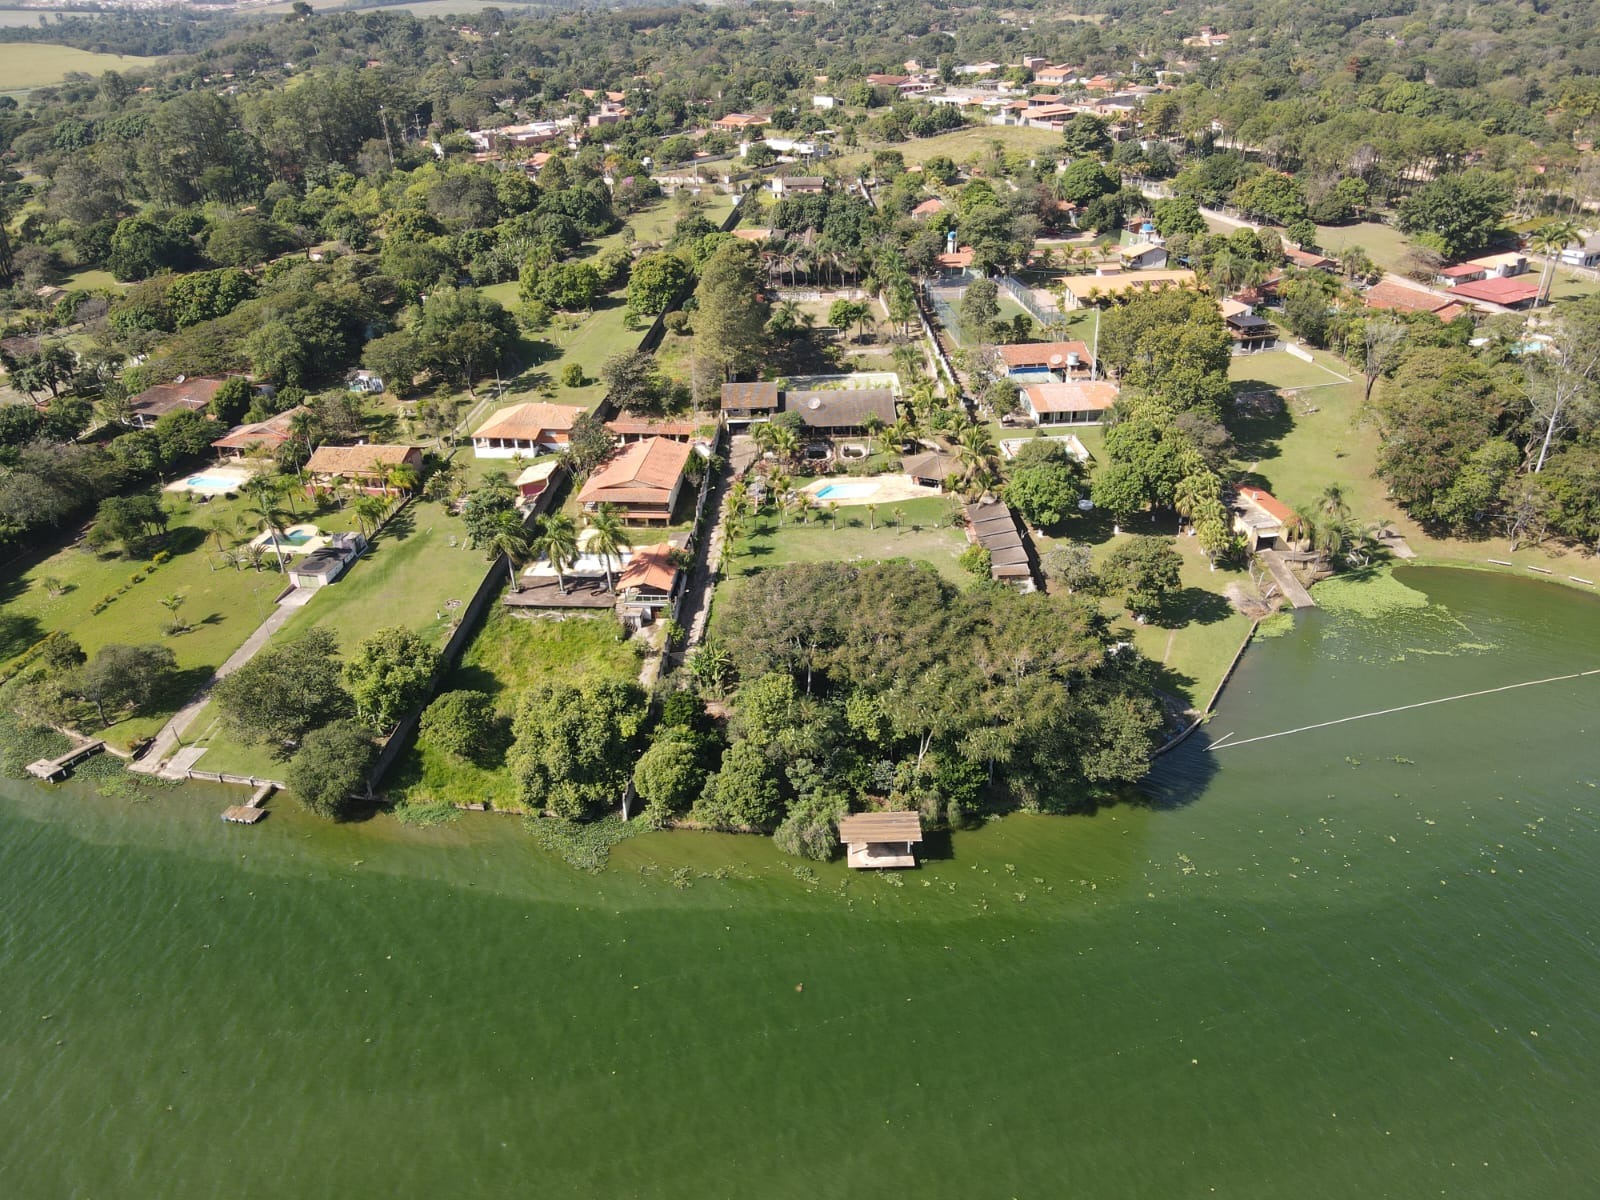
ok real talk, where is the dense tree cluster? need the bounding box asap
[706,561,1163,833]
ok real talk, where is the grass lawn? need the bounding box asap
[0,484,356,750]
[1224,366,1600,584]
[386,599,643,810]
[714,494,969,616]
[0,44,160,92]
[61,268,122,293]
[186,494,495,775]
[1314,220,1415,272]
[1228,351,1350,392]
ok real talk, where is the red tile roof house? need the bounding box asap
[210,405,311,460]
[713,112,768,132]
[1231,486,1295,551]
[1020,381,1120,426]
[995,341,1094,380]
[128,376,228,429]
[616,541,687,610]
[1446,275,1542,311]
[1284,246,1338,271]
[303,444,423,497]
[576,436,693,525]
[1362,281,1472,323]
[470,402,587,457]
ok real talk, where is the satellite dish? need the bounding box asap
[175,374,186,383]
[808,397,821,410]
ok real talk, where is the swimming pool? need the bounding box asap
[183,474,247,490]
[278,529,316,545]
[813,482,877,501]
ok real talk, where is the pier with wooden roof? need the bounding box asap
[838,811,925,869]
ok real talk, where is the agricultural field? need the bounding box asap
[0,43,160,92]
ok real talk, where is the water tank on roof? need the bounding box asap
[1066,352,1080,367]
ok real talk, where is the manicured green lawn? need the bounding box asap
[1313,220,1414,272]
[1228,351,1350,392]
[187,495,495,775]
[0,484,351,749]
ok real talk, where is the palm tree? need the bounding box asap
[352,495,388,537]
[202,512,238,554]
[1318,483,1350,522]
[286,406,318,454]
[485,508,532,593]
[957,424,1001,493]
[892,505,907,533]
[587,503,633,593]
[243,476,291,573]
[158,591,188,633]
[1173,472,1219,531]
[534,511,580,594]
[866,502,878,530]
[826,500,840,527]
[386,462,420,495]
[1531,220,1580,303]
[768,423,801,465]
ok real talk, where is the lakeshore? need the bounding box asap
[3,567,1599,1198]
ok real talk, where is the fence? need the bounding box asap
[366,540,509,790]
[997,274,1063,326]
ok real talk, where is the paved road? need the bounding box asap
[130,590,306,776]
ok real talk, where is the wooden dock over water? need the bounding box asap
[221,782,275,824]
[25,740,105,781]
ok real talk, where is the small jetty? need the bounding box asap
[25,740,106,781]
[1259,550,1317,609]
[221,781,275,824]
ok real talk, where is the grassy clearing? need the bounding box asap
[1226,365,1599,585]
[0,43,159,91]
[387,601,643,810]
[1032,508,1254,710]
[714,494,970,618]
[1228,351,1350,392]
[1314,220,1415,272]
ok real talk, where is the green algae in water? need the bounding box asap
[1312,569,1431,617]
[1254,612,1295,638]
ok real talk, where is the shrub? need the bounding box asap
[958,544,992,578]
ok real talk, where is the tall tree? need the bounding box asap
[693,239,771,380]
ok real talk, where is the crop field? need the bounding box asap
[0,44,160,91]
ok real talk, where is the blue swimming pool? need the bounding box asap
[813,482,876,501]
[183,474,245,490]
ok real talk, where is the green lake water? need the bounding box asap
[2,566,1598,1198]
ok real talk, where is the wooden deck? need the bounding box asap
[220,781,275,824]
[846,842,918,869]
[25,740,105,781]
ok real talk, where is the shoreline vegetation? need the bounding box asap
[3,0,1600,866]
